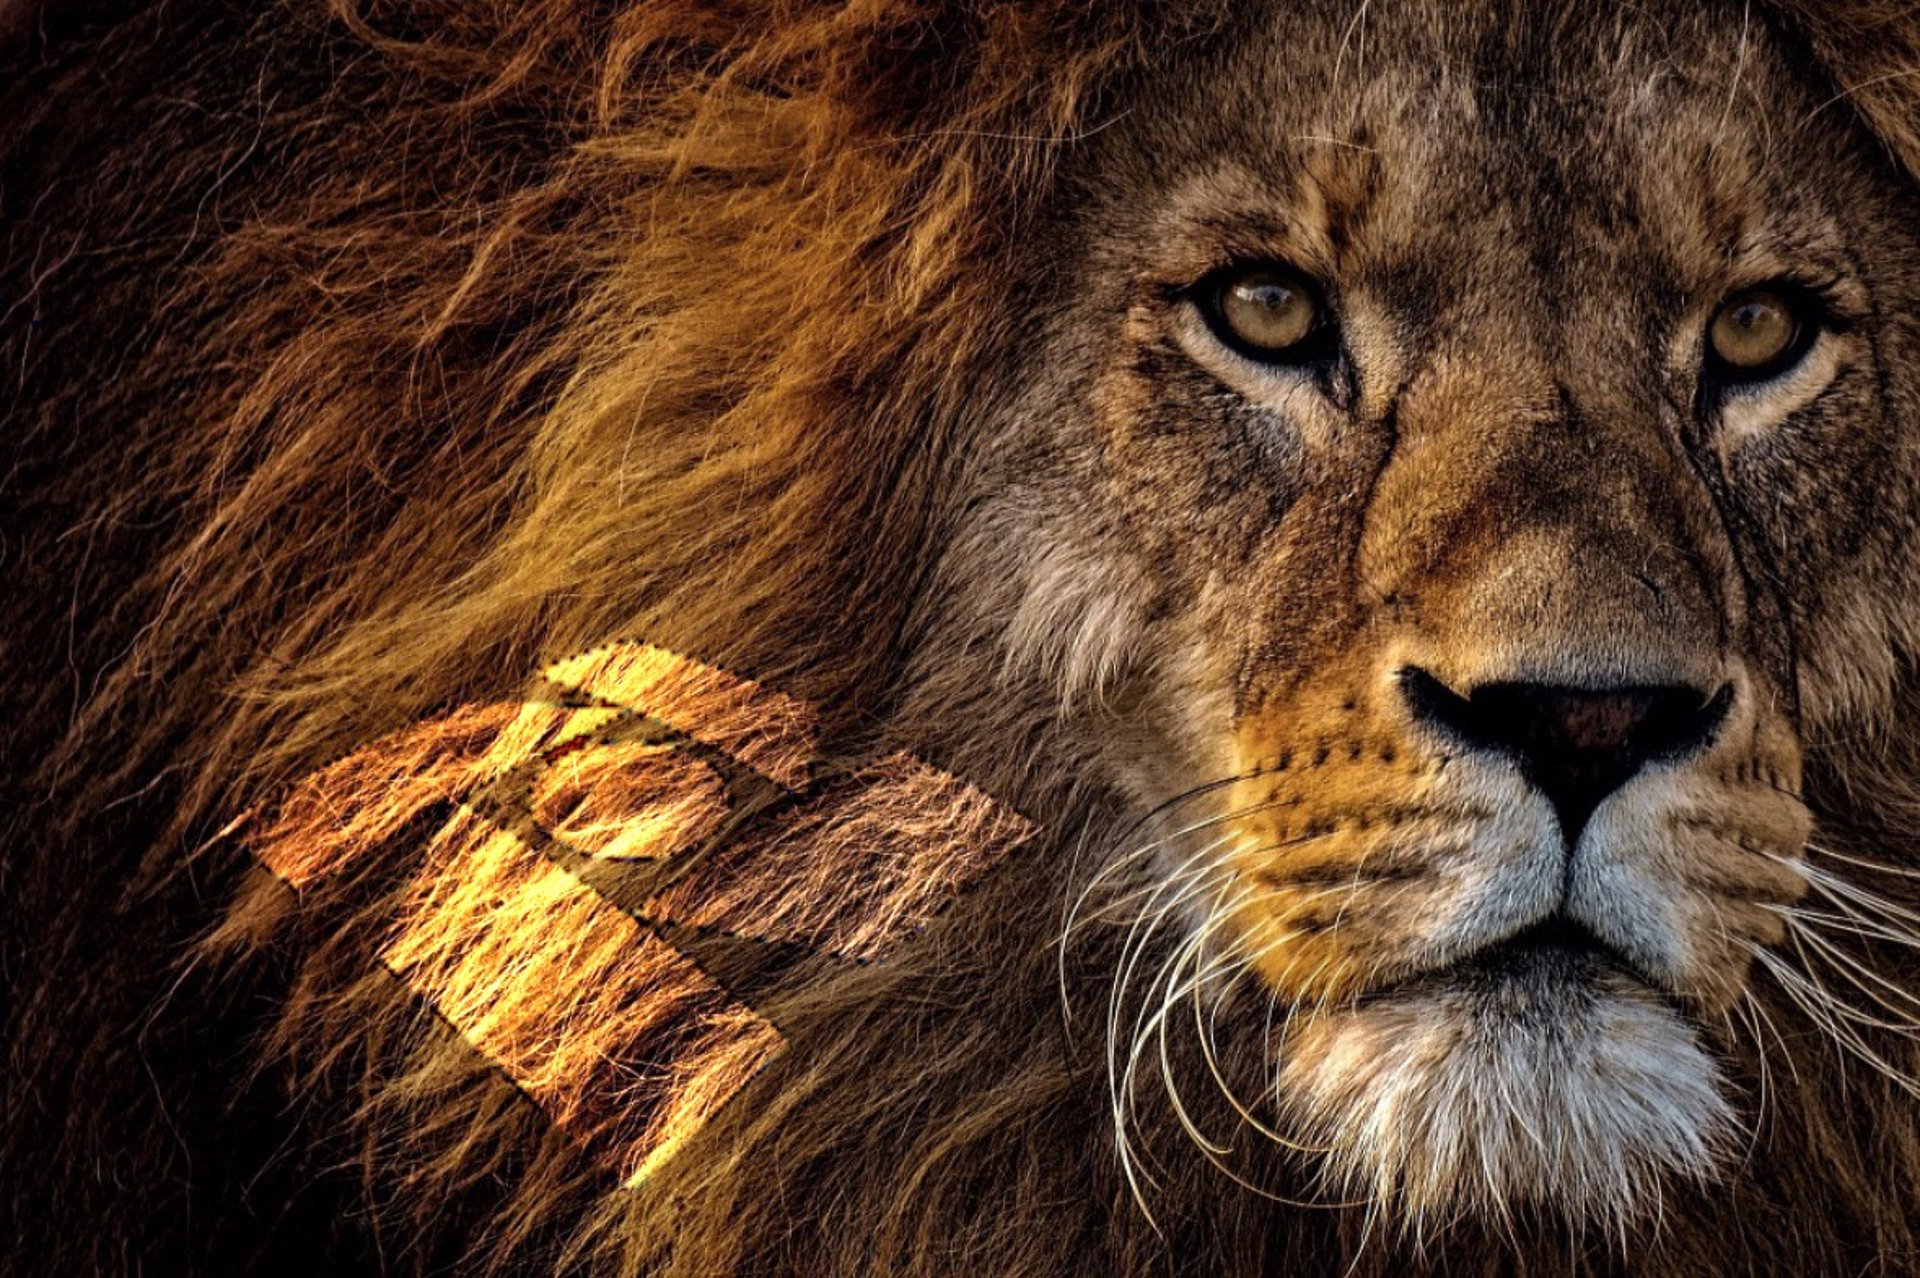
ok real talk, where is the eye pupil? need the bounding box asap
[1213,267,1320,356]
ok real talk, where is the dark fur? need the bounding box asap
[8,2,1920,1274]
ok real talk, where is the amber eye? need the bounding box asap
[1705,287,1810,380]
[1199,264,1327,362]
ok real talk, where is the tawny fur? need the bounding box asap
[8,2,1920,1276]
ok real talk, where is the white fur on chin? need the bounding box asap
[1276,962,1733,1232]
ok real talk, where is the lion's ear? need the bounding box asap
[1773,2,1920,182]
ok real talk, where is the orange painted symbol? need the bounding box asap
[244,642,1035,1186]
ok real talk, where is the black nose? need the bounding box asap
[1400,668,1733,845]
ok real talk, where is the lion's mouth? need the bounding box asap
[1369,914,1679,1012]
[1274,908,1735,1221]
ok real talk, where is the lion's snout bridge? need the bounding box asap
[1225,385,1811,1021]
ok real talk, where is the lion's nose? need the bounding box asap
[1400,668,1734,845]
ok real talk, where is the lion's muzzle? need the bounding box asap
[1183,348,1819,1221]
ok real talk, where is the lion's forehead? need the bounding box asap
[1101,1,1860,324]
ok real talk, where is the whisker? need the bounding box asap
[1741,984,1804,1092]
[1083,778,1463,1224]
[1724,997,1770,1170]
[1189,911,1336,1159]
[1777,916,1920,1029]
[1752,945,1920,1099]
[1784,904,1920,958]
[1106,833,1242,1031]
[1145,923,1229,1156]
[1779,939,1920,1039]
[1143,897,1373,1209]
[1066,795,1337,940]
[1810,870,1920,921]
[1180,925,1361,1205]
[1805,839,1920,882]
[1103,831,1245,1220]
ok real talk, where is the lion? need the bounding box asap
[9,0,1920,1273]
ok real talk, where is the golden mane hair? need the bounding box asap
[8,2,1920,1274]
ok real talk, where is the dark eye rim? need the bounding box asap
[1187,261,1341,367]
[1700,280,1829,395]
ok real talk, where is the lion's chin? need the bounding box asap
[1275,941,1733,1230]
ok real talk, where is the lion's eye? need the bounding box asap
[1198,264,1326,362]
[1705,287,1812,382]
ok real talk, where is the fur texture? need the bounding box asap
[9,1,1920,1275]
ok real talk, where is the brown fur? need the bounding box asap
[9,1,1920,1274]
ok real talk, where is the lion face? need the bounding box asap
[919,0,1920,1226]
[21,0,1920,1271]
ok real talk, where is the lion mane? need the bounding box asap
[9,2,1920,1275]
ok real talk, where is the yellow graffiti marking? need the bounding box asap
[244,641,1033,1186]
